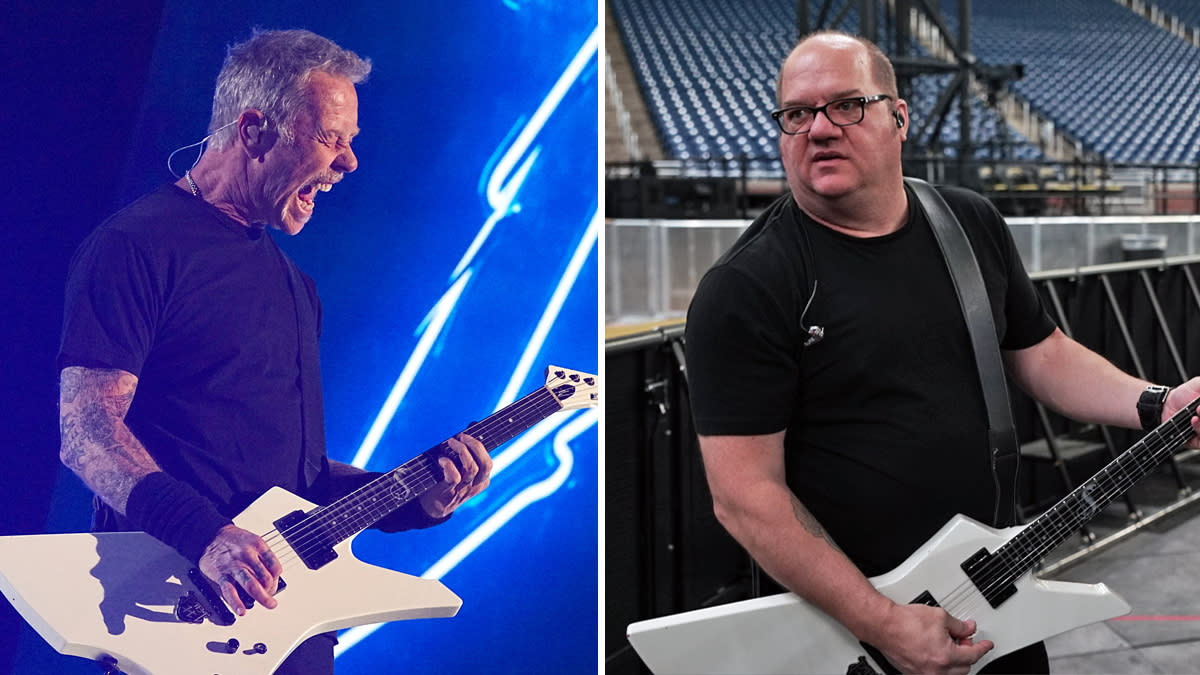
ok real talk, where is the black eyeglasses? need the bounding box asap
[771,94,892,135]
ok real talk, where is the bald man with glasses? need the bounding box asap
[684,29,1200,675]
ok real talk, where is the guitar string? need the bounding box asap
[261,453,444,564]
[255,385,579,567]
[940,427,1188,623]
[263,398,557,569]
[893,398,1200,619]
[268,389,564,561]
[943,420,1193,620]
[959,419,1196,612]
[935,417,1196,621]
[260,400,546,571]
[253,391,547,569]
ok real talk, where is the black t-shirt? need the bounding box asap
[58,184,321,515]
[685,185,1056,576]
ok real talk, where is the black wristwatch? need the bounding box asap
[1137,384,1171,431]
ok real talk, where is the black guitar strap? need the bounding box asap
[906,177,1020,527]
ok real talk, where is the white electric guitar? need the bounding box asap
[627,395,1200,675]
[0,366,596,675]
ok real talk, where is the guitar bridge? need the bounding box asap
[845,656,881,675]
[174,572,288,625]
[854,590,940,675]
[170,569,236,626]
[174,591,206,624]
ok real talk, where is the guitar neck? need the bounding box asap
[996,395,1200,582]
[298,386,564,548]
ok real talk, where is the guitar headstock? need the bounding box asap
[544,365,599,411]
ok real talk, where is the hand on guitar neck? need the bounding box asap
[418,432,492,519]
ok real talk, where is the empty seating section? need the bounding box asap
[1153,0,1200,33]
[612,0,1200,170]
[908,73,1042,161]
[610,0,1042,174]
[944,0,1200,163]
[609,0,794,174]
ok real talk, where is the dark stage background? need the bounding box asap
[0,1,599,673]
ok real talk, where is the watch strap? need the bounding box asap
[1138,384,1171,432]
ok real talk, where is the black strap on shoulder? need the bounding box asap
[905,177,1020,526]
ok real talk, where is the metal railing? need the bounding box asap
[1024,256,1200,572]
[605,157,1200,220]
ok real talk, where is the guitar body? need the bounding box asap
[0,365,597,674]
[0,487,461,675]
[627,514,1131,674]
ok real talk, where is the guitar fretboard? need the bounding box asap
[298,386,566,547]
[979,395,1200,592]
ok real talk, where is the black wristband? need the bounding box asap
[1137,384,1171,432]
[125,472,233,565]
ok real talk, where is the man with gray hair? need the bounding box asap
[57,29,491,674]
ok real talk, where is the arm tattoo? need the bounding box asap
[79,399,117,444]
[58,367,159,513]
[790,495,830,541]
[59,369,83,405]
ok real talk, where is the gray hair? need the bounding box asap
[207,29,371,151]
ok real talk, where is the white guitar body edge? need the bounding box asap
[0,486,462,675]
[626,514,1131,674]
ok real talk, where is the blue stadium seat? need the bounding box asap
[610,0,1049,174]
[612,0,1200,167]
[1155,0,1200,33]
[949,0,1200,163]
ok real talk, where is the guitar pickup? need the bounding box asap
[961,547,1017,608]
[275,509,338,570]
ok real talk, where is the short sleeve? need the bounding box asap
[57,229,160,375]
[685,265,799,436]
[994,217,1056,350]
